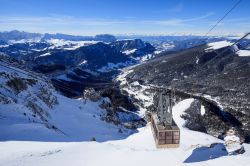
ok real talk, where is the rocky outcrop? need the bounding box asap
[111,39,155,56]
[181,100,207,133]
[101,87,138,112]
[224,129,245,154]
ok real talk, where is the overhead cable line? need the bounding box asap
[201,32,250,67]
[205,0,243,36]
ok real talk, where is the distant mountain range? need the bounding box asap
[0,30,157,96]
[0,30,117,42]
[1,30,249,98]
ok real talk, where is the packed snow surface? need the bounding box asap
[237,50,250,57]
[1,98,250,166]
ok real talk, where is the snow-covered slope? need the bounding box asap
[205,40,250,57]
[206,41,233,51]
[46,39,99,50]
[0,63,134,142]
[237,50,250,57]
[1,98,250,166]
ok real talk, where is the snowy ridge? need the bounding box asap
[237,50,250,57]
[39,52,51,57]
[8,38,42,44]
[78,60,87,66]
[46,39,99,50]
[206,40,250,57]
[122,49,137,55]
[206,40,233,51]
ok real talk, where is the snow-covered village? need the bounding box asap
[0,0,250,166]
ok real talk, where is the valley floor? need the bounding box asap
[1,99,250,166]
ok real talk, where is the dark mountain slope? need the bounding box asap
[124,44,250,142]
[111,39,155,57]
[34,42,129,70]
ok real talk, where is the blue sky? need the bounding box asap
[0,0,249,35]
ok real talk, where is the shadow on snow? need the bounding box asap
[184,143,228,163]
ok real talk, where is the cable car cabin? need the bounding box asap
[150,90,180,148]
[151,113,180,148]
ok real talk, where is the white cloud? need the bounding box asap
[0,13,247,36]
[0,16,127,26]
[142,12,215,26]
[0,12,215,27]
